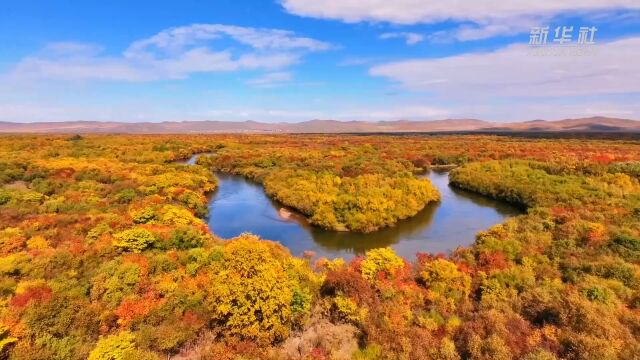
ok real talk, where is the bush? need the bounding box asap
[169,227,206,249]
[131,208,157,224]
[88,331,157,360]
[208,235,302,344]
[611,234,640,251]
[0,325,17,357]
[91,262,141,306]
[86,223,111,243]
[421,259,471,308]
[0,191,10,205]
[114,189,136,204]
[582,286,612,304]
[353,344,383,360]
[160,205,201,226]
[333,295,367,324]
[113,228,156,253]
[360,247,404,283]
[468,334,512,360]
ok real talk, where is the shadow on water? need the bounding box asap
[197,161,522,259]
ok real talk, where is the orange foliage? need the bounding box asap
[10,285,53,310]
[115,293,164,327]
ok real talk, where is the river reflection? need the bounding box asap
[202,168,521,260]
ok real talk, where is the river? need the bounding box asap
[179,155,521,259]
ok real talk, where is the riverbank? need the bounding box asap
[179,154,520,258]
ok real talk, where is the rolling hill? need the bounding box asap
[0,117,638,133]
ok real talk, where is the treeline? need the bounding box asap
[0,134,639,359]
[450,160,638,209]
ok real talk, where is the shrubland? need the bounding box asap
[0,134,639,359]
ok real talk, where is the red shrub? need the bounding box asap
[10,285,53,309]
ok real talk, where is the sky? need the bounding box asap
[1,0,639,123]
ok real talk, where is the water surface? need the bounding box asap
[181,155,521,259]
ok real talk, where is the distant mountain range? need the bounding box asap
[1,117,639,134]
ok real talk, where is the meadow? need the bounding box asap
[0,134,639,360]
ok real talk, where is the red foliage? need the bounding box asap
[181,311,206,328]
[196,223,210,234]
[550,206,577,224]
[68,237,86,256]
[477,251,511,273]
[416,252,435,267]
[591,154,614,164]
[321,267,377,307]
[310,347,329,360]
[115,292,164,327]
[53,167,76,179]
[384,262,417,291]
[0,235,25,256]
[349,256,364,273]
[123,253,149,276]
[550,206,569,217]
[416,252,447,268]
[172,187,187,196]
[457,311,534,359]
[10,285,53,310]
[167,250,179,261]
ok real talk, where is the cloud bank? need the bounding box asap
[370,37,640,97]
[281,0,640,25]
[282,1,640,41]
[7,24,331,82]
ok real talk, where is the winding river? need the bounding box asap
[180,155,521,259]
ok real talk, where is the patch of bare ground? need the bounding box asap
[172,319,359,360]
[3,181,28,190]
[277,320,359,360]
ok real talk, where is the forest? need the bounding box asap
[0,134,639,360]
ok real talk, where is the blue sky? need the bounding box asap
[1,0,639,122]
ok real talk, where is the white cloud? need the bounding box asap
[282,0,640,25]
[246,71,293,88]
[5,24,330,82]
[11,53,154,82]
[428,17,541,42]
[380,32,424,45]
[370,37,640,97]
[124,24,331,58]
[283,0,640,42]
